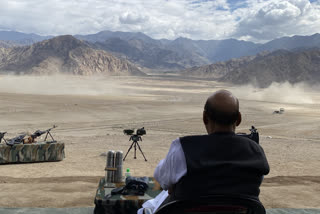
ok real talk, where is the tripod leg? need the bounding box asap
[123,141,135,161]
[48,131,55,141]
[136,142,147,161]
[134,142,137,159]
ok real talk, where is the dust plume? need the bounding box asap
[230,82,318,104]
[0,75,126,96]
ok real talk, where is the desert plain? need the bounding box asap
[0,74,319,209]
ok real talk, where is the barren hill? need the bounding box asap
[0,30,51,45]
[181,55,258,79]
[76,31,258,70]
[0,40,21,48]
[0,35,144,75]
[222,49,320,87]
[182,49,320,87]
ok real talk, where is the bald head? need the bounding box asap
[204,90,240,129]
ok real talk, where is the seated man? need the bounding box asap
[138,89,269,213]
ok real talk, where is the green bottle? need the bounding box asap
[125,168,131,179]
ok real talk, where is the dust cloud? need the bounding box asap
[230,82,318,104]
[0,75,126,96]
[0,75,318,104]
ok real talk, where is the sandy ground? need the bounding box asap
[0,75,319,208]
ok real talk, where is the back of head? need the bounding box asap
[204,90,240,130]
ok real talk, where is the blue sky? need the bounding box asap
[0,0,320,43]
[226,0,249,11]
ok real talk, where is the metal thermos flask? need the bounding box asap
[114,151,123,182]
[106,150,115,183]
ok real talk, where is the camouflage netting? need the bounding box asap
[0,142,65,164]
[94,177,162,214]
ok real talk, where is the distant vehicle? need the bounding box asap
[273,108,285,114]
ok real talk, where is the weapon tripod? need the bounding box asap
[33,125,57,143]
[0,132,7,144]
[123,134,147,161]
[43,129,56,142]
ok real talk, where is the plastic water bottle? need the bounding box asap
[125,168,131,180]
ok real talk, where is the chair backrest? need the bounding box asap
[154,195,266,214]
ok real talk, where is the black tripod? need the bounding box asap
[44,129,56,142]
[123,135,147,161]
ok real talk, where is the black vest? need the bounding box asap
[172,132,269,200]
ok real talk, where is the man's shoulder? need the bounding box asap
[180,133,236,142]
[180,133,260,147]
[179,134,208,143]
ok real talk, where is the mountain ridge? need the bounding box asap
[1,30,320,71]
[184,48,320,87]
[0,30,52,45]
[1,31,320,87]
[0,35,144,76]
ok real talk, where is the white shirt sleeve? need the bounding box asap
[137,138,187,214]
[153,138,187,190]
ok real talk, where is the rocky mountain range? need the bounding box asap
[0,31,52,46]
[185,48,320,87]
[76,31,258,70]
[2,30,320,71]
[0,40,20,48]
[0,35,143,75]
[256,33,320,52]
[75,31,320,71]
[0,30,320,87]
[181,55,259,79]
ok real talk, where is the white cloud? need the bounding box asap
[234,0,320,42]
[119,12,149,25]
[0,0,319,42]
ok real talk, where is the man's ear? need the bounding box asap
[236,112,242,127]
[203,111,209,125]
